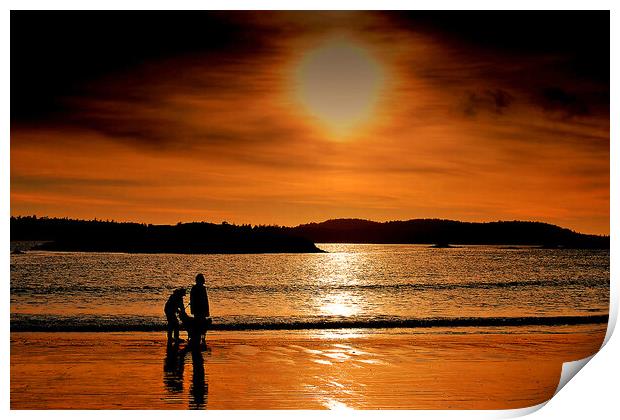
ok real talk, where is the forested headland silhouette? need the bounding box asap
[10,216,323,254]
[287,218,609,249]
[10,216,609,253]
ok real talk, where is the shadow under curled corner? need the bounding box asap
[466,352,601,419]
[478,308,617,418]
[515,306,617,417]
[551,286,617,399]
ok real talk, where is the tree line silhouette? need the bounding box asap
[286,218,609,248]
[10,216,323,253]
[10,216,609,252]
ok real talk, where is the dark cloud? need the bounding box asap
[537,87,591,119]
[385,10,609,84]
[12,10,610,149]
[385,11,608,125]
[462,89,514,117]
[56,105,311,153]
[10,11,280,123]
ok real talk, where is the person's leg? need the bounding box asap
[167,313,180,343]
[178,310,190,342]
[189,321,201,350]
[166,313,174,343]
[198,315,207,346]
[204,317,212,342]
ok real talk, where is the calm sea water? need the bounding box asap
[10,244,609,331]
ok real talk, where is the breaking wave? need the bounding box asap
[10,314,608,332]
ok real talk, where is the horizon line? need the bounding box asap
[10,214,610,237]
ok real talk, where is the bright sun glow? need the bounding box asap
[295,37,384,136]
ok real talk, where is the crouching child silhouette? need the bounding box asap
[164,288,187,345]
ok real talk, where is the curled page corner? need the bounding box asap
[550,294,616,400]
[554,355,595,396]
[496,401,548,418]
[602,298,617,347]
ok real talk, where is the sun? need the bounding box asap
[295,37,385,136]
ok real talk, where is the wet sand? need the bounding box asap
[10,325,606,409]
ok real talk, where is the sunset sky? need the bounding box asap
[10,11,610,234]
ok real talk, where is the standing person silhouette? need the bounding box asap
[190,274,210,346]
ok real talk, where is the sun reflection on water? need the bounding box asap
[316,251,364,318]
[321,299,359,317]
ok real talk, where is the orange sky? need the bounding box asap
[11,12,610,234]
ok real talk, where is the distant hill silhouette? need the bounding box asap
[10,216,324,254]
[286,218,609,249]
[10,216,609,252]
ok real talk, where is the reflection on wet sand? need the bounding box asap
[189,349,207,409]
[11,327,607,409]
[163,343,185,394]
[163,343,209,409]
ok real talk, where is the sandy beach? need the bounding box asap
[10,324,606,410]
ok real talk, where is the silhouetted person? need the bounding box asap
[165,288,187,344]
[190,274,210,345]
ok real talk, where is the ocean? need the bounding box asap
[10,244,609,332]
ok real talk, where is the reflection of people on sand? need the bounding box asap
[189,349,208,410]
[163,342,210,409]
[163,342,185,394]
[190,274,211,346]
[164,288,187,344]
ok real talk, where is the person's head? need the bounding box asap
[174,288,186,297]
[195,273,205,286]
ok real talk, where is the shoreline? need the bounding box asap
[10,314,609,332]
[11,325,607,409]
